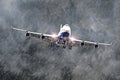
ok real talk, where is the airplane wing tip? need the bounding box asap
[109,43,112,45]
[105,43,112,46]
[98,42,112,46]
[106,42,112,46]
[11,27,27,32]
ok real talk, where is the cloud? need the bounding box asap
[0,0,120,80]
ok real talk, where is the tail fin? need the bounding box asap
[60,24,62,29]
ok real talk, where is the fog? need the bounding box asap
[0,0,120,80]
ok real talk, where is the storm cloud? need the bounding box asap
[0,0,120,80]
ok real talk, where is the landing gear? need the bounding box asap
[68,46,72,50]
[49,42,55,47]
[56,39,73,49]
[63,45,66,49]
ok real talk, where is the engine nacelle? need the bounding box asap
[26,33,29,36]
[41,35,45,39]
[95,44,98,48]
[81,42,84,46]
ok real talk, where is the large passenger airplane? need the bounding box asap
[12,24,111,49]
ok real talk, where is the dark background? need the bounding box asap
[0,0,120,80]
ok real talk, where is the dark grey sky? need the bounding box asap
[0,0,120,80]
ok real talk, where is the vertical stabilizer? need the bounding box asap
[60,24,62,29]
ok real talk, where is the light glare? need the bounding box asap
[70,37,76,41]
[52,34,57,38]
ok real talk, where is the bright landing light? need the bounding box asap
[51,34,57,38]
[70,37,76,41]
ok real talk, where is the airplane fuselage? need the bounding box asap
[56,24,72,48]
[58,24,71,36]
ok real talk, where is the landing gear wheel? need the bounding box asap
[49,42,54,47]
[56,45,60,48]
[63,46,66,49]
[68,46,72,50]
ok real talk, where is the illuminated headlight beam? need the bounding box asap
[70,37,76,41]
[51,34,57,38]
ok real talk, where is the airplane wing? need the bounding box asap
[71,38,112,48]
[12,27,58,42]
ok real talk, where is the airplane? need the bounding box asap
[12,24,111,49]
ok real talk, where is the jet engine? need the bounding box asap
[26,33,29,36]
[81,42,84,46]
[95,44,98,48]
[41,35,45,39]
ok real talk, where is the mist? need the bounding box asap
[0,0,120,80]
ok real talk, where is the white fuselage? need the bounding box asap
[56,24,72,46]
[58,24,71,39]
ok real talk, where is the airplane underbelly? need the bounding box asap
[56,37,69,45]
[62,32,69,37]
[58,32,69,39]
[56,31,70,46]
